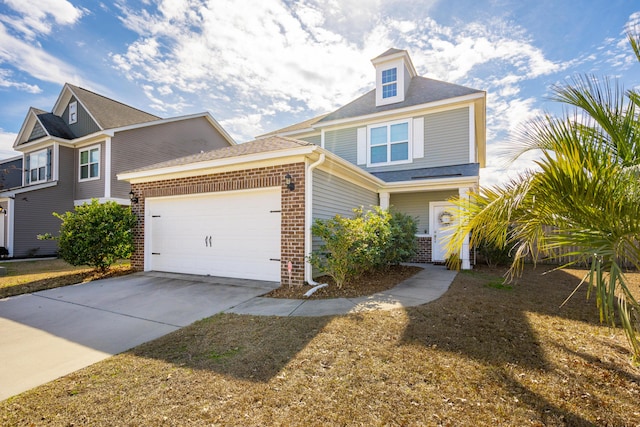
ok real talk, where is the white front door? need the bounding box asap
[431,202,456,263]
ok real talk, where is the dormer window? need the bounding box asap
[372,48,417,107]
[69,101,77,124]
[381,68,397,99]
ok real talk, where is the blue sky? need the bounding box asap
[0,0,638,186]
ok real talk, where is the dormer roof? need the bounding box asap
[53,84,160,130]
[318,76,483,124]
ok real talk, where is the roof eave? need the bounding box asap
[118,145,319,183]
[381,175,479,192]
[314,92,485,129]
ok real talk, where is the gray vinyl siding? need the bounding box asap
[110,116,233,199]
[311,169,379,272]
[312,169,379,221]
[299,134,321,145]
[323,127,358,164]
[423,107,469,167]
[389,190,457,234]
[64,96,100,137]
[75,142,105,200]
[324,107,470,174]
[28,122,46,141]
[12,146,75,257]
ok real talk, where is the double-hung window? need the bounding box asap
[368,120,410,166]
[79,146,100,181]
[25,148,50,185]
[381,68,397,99]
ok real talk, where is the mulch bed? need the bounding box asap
[264,264,424,299]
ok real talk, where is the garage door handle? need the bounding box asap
[270,258,281,262]
[205,236,212,247]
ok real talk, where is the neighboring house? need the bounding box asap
[119,48,486,286]
[0,83,235,257]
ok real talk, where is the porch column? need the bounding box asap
[459,186,471,270]
[379,191,390,210]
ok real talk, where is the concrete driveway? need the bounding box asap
[0,272,278,401]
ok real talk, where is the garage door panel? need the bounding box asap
[147,188,281,281]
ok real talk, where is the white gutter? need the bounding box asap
[305,152,326,285]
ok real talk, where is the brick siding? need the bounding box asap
[129,162,306,286]
[412,236,432,263]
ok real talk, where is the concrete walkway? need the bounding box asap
[0,264,456,401]
[226,263,456,316]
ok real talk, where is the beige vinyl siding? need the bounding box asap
[299,134,321,145]
[64,96,100,137]
[110,116,232,199]
[390,190,457,234]
[75,142,105,200]
[13,146,75,257]
[323,127,358,165]
[423,107,469,167]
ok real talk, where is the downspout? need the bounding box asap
[305,152,326,285]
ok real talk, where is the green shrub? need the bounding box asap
[309,207,417,288]
[40,199,137,272]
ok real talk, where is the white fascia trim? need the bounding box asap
[469,103,476,163]
[313,93,485,130]
[53,142,60,181]
[74,197,130,206]
[104,138,111,197]
[0,155,23,164]
[0,181,58,198]
[14,136,70,152]
[382,176,479,193]
[118,146,319,183]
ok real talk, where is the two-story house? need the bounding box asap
[0,83,235,258]
[118,48,486,286]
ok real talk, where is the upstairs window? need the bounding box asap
[25,148,51,185]
[381,68,397,99]
[368,120,410,166]
[79,146,100,181]
[69,101,77,124]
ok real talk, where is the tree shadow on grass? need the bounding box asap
[128,313,333,383]
[402,264,638,426]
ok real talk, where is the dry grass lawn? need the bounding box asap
[1,265,639,426]
[0,258,134,299]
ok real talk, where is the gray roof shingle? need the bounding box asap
[124,136,313,174]
[371,163,480,183]
[319,76,483,123]
[37,113,75,139]
[67,84,160,130]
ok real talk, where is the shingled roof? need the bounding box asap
[37,113,75,139]
[318,76,483,123]
[124,136,313,174]
[67,84,160,129]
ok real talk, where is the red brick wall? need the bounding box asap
[412,236,432,263]
[129,162,306,286]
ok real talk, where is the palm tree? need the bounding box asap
[447,32,640,362]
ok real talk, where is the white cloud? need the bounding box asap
[0,0,84,39]
[0,69,41,93]
[110,0,567,164]
[0,23,86,86]
[0,130,20,159]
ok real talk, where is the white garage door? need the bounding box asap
[146,187,281,281]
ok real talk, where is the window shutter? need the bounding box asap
[25,154,30,184]
[413,117,424,159]
[46,147,52,180]
[356,127,367,165]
